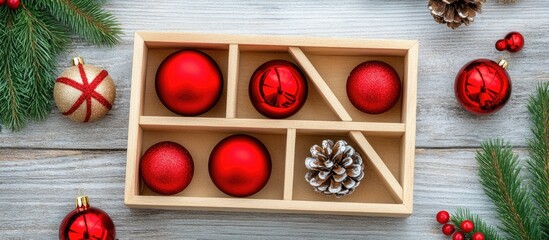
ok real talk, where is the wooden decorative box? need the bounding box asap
[125,32,418,217]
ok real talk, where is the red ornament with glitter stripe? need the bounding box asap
[54,57,116,122]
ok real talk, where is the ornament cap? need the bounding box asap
[75,195,90,210]
[498,59,509,69]
[72,57,84,66]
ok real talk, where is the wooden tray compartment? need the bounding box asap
[125,32,418,216]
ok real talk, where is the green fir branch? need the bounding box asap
[476,139,542,240]
[451,208,503,240]
[526,82,549,238]
[30,0,121,46]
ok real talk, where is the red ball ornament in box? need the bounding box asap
[209,134,272,197]
[155,49,223,116]
[454,59,511,115]
[249,60,308,118]
[59,195,115,240]
[346,61,401,114]
[140,141,194,195]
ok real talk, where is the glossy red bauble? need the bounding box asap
[455,59,511,115]
[495,39,508,51]
[346,61,401,114]
[7,0,19,9]
[460,220,475,233]
[140,141,194,195]
[505,32,524,53]
[59,196,115,240]
[452,231,465,240]
[442,224,456,236]
[155,49,223,116]
[249,60,308,118]
[472,232,485,240]
[437,210,451,224]
[209,134,272,197]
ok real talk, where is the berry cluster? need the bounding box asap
[436,210,485,240]
[0,0,20,10]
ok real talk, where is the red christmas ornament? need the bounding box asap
[7,0,19,9]
[442,224,456,236]
[452,231,465,240]
[346,61,401,114]
[155,49,223,116]
[437,210,451,224]
[454,59,511,115]
[460,220,475,233]
[249,60,308,118]
[209,134,272,197]
[140,141,194,195]
[59,195,115,240]
[0,0,5,6]
[504,32,524,53]
[472,232,485,240]
[495,39,508,51]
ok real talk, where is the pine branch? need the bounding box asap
[527,82,549,238]
[476,140,542,239]
[451,208,503,240]
[29,0,121,46]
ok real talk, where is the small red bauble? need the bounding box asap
[505,32,524,53]
[460,220,475,233]
[495,39,508,51]
[455,59,511,115]
[347,61,401,114]
[7,0,19,9]
[59,195,115,240]
[155,49,223,116]
[140,141,194,195]
[436,210,451,224]
[442,224,456,236]
[249,60,308,118]
[452,231,465,240]
[472,232,485,240]
[209,134,272,197]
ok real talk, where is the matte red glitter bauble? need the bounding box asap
[59,195,115,240]
[140,141,194,195]
[346,61,401,114]
[209,134,272,197]
[505,32,524,53]
[249,60,308,118]
[455,59,511,115]
[155,49,223,116]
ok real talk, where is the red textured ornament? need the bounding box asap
[505,32,524,53]
[437,210,451,224]
[249,60,308,118]
[140,141,194,195]
[347,61,401,114]
[455,59,511,115]
[59,195,115,240]
[472,232,485,240]
[155,49,223,116]
[442,224,456,236]
[495,39,508,51]
[460,220,475,233]
[209,134,272,197]
[7,0,19,9]
[452,231,465,240]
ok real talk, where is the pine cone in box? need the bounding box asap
[305,139,365,197]
[428,0,486,29]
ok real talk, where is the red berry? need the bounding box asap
[442,224,455,236]
[7,0,20,9]
[460,220,475,233]
[495,39,508,51]
[436,210,451,224]
[452,231,465,240]
[472,232,485,240]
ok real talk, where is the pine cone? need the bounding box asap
[305,139,365,197]
[428,0,486,29]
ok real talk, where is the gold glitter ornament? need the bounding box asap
[54,57,116,122]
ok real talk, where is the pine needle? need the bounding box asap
[526,82,549,238]
[451,208,503,240]
[476,139,542,239]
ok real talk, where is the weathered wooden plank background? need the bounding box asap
[0,0,547,239]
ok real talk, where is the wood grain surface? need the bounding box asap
[1,0,547,239]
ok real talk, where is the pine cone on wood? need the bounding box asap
[428,0,486,29]
[305,139,365,197]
